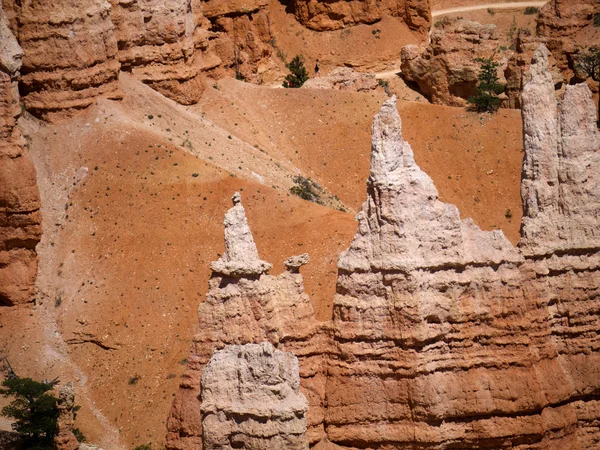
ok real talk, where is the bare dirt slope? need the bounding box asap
[199,78,523,242]
[0,75,523,449]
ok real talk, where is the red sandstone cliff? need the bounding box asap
[0,5,41,306]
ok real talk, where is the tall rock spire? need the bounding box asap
[210,192,272,277]
[339,96,520,273]
[519,45,600,255]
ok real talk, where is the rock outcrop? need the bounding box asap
[401,20,506,106]
[166,193,328,450]
[504,31,564,109]
[54,383,80,450]
[12,0,122,120]
[0,5,41,306]
[108,0,206,104]
[200,343,309,449]
[1,0,277,116]
[170,47,600,449]
[201,0,279,84]
[537,0,600,76]
[302,67,379,92]
[290,0,431,33]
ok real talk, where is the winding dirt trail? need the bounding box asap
[432,1,547,17]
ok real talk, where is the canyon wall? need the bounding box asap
[108,0,207,104]
[169,45,600,449]
[1,0,276,117]
[290,0,431,32]
[0,5,41,306]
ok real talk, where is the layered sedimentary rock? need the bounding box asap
[202,0,279,83]
[170,46,600,448]
[108,0,208,104]
[291,0,431,32]
[537,0,600,75]
[401,20,506,106]
[0,6,41,306]
[12,0,122,120]
[166,193,328,450]
[200,343,309,449]
[54,383,80,450]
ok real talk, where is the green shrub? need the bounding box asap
[289,176,324,205]
[524,6,539,14]
[594,13,600,27]
[134,444,152,450]
[283,56,309,88]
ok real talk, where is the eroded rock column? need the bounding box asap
[166,193,328,450]
[0,4,41,306]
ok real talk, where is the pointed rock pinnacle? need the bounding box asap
[210,192,272,277]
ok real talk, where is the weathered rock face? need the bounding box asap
[54,383,80,450]
[290,0,431,33]
[302,67,379,92]
[11,0,122,120]
[201,0,278,84]
[0,5,41,306]
[166,193,328,450]
[520,45,600,255]
[401,20,506,107]
[200,343,309,450]
[537,0,600,75]
[170,47,600,449]
[108,0,207,104]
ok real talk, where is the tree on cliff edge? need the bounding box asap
[576,47,600,128]
[468,55,504,113]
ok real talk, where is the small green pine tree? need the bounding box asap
[283,56,309,88]
[0,377,59,449]
[468,56,505,113]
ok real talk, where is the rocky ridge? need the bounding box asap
[0,4,41,305]
[169,46,600,449]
